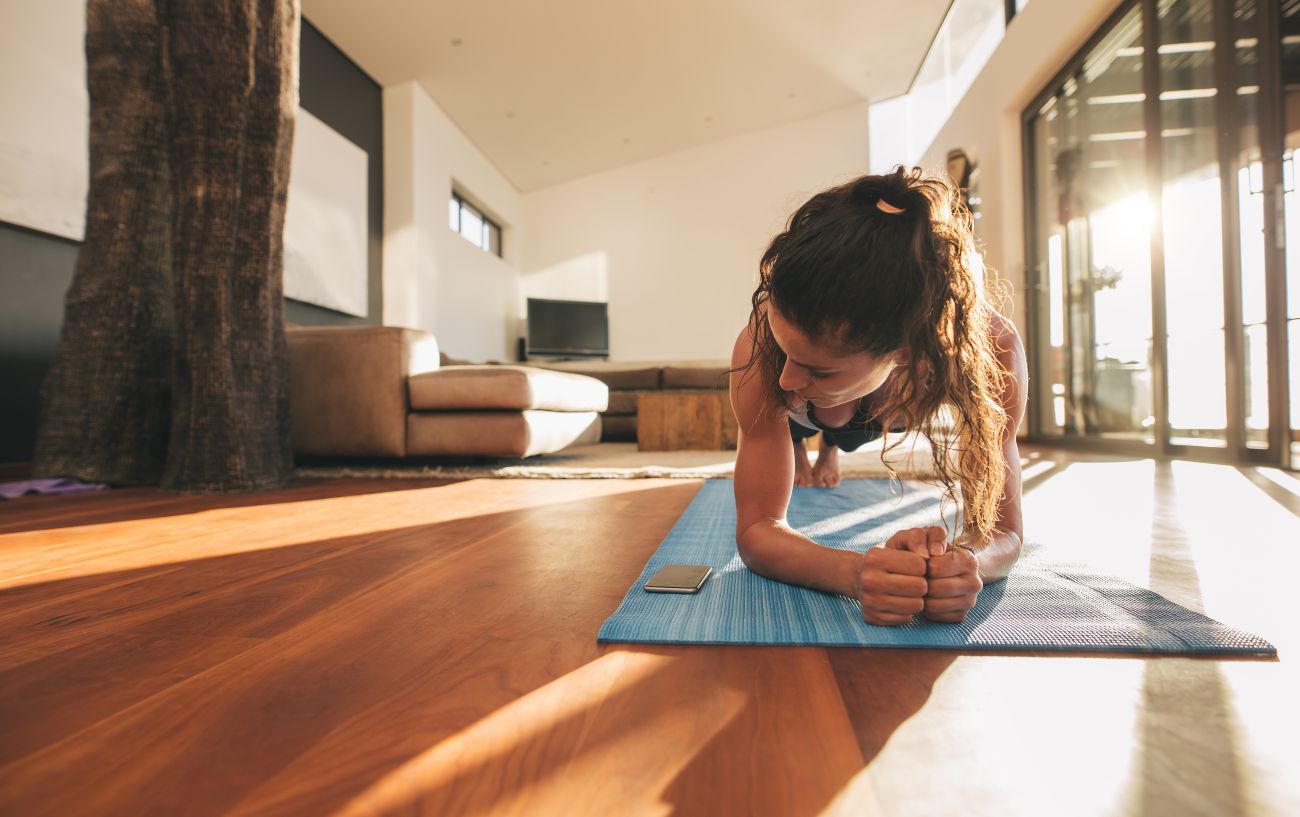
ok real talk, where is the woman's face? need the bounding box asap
[768,306,899,409]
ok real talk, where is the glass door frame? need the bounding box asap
[1021,0,1292,468]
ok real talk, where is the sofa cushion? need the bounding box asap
[408,366,608,412]
[661,363,731,390]
[407,410,602,458]
[605,391,640,415]
[532,361,661,391]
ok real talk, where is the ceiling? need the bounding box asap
[302,0,951,192]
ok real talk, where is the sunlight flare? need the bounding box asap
[1254,467,1300,498]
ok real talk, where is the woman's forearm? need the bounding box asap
[736,517,863,597]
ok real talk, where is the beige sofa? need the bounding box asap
[532,359,732,442]
[287,325,608,459]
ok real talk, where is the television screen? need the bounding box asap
[526,298,609,358]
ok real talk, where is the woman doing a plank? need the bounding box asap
[729,167,1028,625]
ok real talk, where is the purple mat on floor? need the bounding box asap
[0,478,109,500]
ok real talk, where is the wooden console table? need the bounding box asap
[636,390,738,451]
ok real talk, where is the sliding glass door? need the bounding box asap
[1029,7,1154,442]
[1233,0,1270,450]
[1284,0,1300,464]
[1158,0,1227,448]
[1024,0,1294,467]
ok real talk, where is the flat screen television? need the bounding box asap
[526,298,609,359]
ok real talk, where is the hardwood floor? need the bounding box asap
[1,450,1297,816]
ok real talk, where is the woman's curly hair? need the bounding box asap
[738,166,1010,542]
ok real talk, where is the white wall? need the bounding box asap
[383,81,522,362]
[518,104,871,362]
[412,1,1126,365]
[0,0,88,240]
[917,0,1127,332]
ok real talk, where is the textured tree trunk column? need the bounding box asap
[33,0,174,485]
[161,0,299,491]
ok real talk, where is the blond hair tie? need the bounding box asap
[876,198,904,215]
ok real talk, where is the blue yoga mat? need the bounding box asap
[598,480,1275,655]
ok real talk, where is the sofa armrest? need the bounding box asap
[287,325,440,457]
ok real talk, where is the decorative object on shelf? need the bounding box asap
[946,148,975,211]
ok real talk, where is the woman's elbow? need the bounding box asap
[734,527,760,571]
[982,531,1023,583]
[734,516,776,573]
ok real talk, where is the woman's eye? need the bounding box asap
[809,371,829,380]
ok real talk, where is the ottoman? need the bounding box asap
[406,365,607,458]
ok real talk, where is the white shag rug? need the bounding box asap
[296,437,941,481]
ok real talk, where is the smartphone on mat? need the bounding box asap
[644,564,712,593]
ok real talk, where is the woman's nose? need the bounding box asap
[778,361,808,391]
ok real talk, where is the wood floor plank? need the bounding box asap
[0,479,704,817]
[0,479,675,660]
[0,632,263,766]
[0,480,449,535]
[318,646,868,817]
[0,454,1297,816]
[0,480,500,589]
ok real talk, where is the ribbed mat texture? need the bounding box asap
[598,480,1274,655]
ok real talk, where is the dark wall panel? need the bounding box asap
[0,223,80,464]
[0,16,384,463]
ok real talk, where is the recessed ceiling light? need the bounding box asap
[622,137,630,144]
[505,111,516,119]
[705,115,714,122]
[450,36,463,46]
[542,160,551,166]
[787,92,797,99]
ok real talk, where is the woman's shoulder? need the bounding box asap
[729,310,787,426]
[984,307,1029,418]
[986,307,1017,339]
[986,308,1026,361]
[730,302,770,371]
[730,319,756,370]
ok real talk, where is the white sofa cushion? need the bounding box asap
[408,365,609,412]
[406,410,602,458]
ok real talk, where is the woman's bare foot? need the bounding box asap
[793,438,815,487]
[811,441,841,487]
